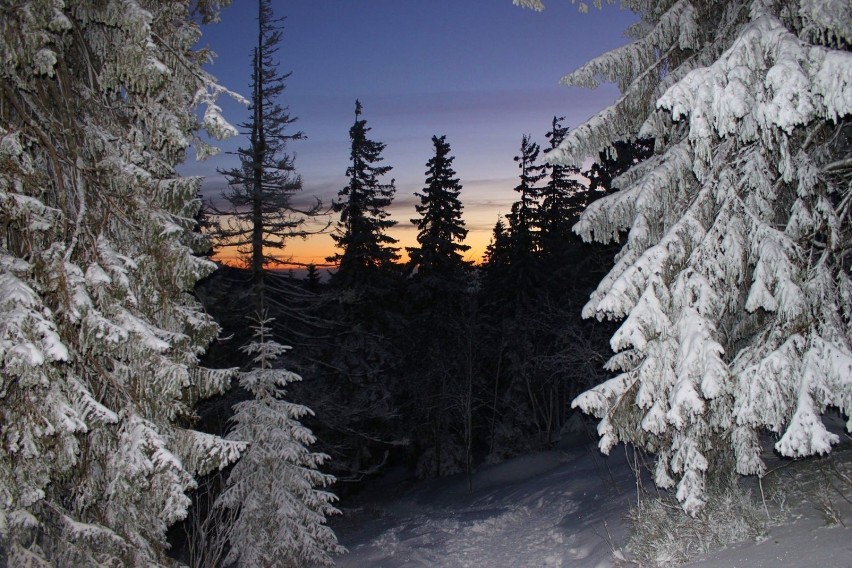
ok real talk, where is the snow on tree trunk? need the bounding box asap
[518,0,851,515]
[1,1,245,564]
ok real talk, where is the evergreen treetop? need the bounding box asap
[328,100,400,285]
[540,116,586,259]
[408,135,471,277]
[208,0,323,312]
[506,134,546,254]
[482,217,512,268]
[503,134,547,299]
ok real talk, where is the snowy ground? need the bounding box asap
[330,438,852,567]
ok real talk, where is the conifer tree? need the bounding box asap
[480,215,516,312]
[216,315,343,567]
[507,135,546,252]
[518,0,852,514]
[407,135,471,277]
[310,102,405,479]
[584,138,654,194]
[403,136,474,477]
[481,216,512,297]
[0,1,244,564]
[304,263,322,292]
[540,116,586,259]
[504,134,546,295]
[480,217,509,266]
[209,0,322,312]
[328,100,400,285]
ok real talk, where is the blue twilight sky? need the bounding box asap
[181,0,638,266]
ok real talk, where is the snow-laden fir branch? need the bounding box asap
[521,0,852,515]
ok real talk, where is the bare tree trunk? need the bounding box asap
[250,46,266,315]
[464,309,475,494]
[488,341,504,457]
[184,473,236,568]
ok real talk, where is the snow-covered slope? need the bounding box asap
[331,439,851,567]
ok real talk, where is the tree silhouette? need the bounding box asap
[540,117,586,260]
[504,134,546,299]
[328,100,399,286]
[208,0,324,312]
[584,138,654,193]
[407,135,471,277]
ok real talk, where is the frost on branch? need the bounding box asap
[1,0,242,564]
[513,0,545,10]
[549,0,852,514]
[215,316,344,567]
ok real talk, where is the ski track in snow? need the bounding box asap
[332,439,852,568]
[334,445,636,567]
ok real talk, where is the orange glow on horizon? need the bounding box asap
[212,225,491,271]
[208,189,505,272]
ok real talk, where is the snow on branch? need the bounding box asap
[561,0,700,90]
[658,4,852,144]
[560,0,852,515]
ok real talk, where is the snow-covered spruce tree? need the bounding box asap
[516,0,852,514]
[216,315,343,567]
[0,1,245,564]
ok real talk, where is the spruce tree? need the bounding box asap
[310,102,405,479]
[215,316,343,567]
[328,100,399,286]
[407,135,471,277]
[507,135,546,252]
[0,1,244,564]
[480,215,515,314]
[209,0,321,312]
[482,217,512,268]
[540,116,586,260]
[504,134,546,296]
[480,216,512,303]
[584,137,654,194]
[404,136,474,477]
[518,0,852,514]
[304,263,322,292]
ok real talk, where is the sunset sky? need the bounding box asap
[179,1,638,271]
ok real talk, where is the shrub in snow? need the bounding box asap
[516,0,852,514]
[626,481,766,566]
[1,1,245,564]
[762,440,852,526]
[215,316,344,567]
